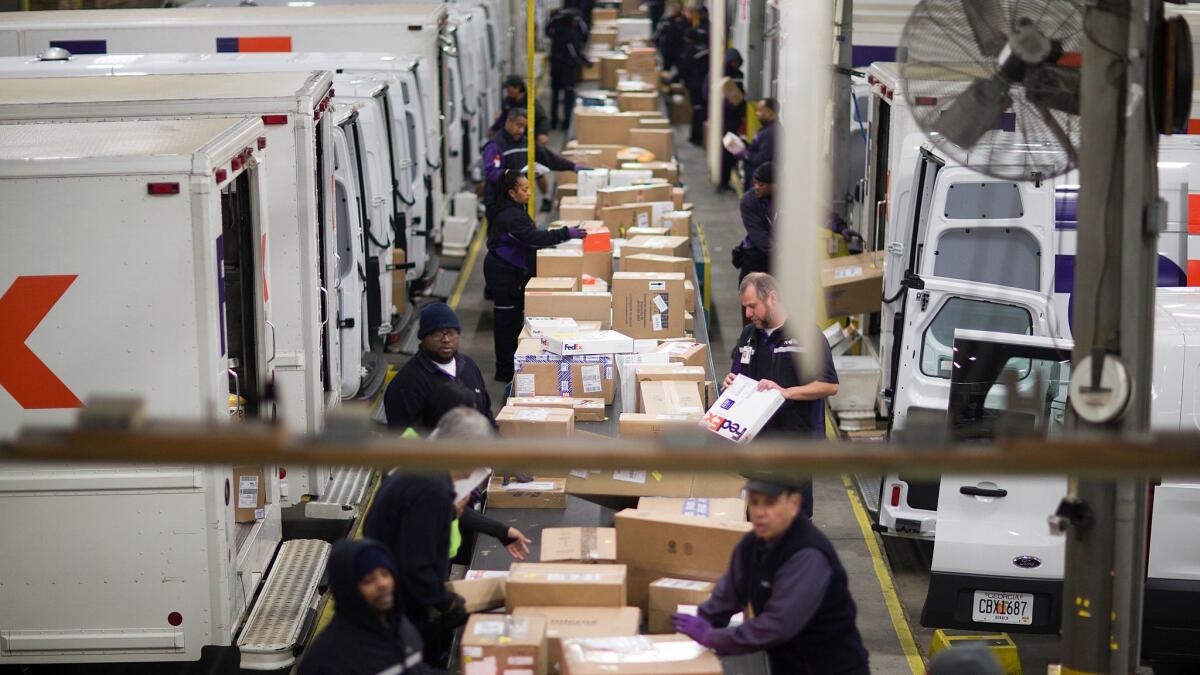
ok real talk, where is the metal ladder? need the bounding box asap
[305,466,375,520]
[237,538,330,671]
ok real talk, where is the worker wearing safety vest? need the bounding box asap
[673,472,870,675]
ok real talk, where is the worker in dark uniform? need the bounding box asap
[739,98,780,188]
[647,0,666,31]
[484,169,586,382]
[490,75,550,146]
[672,472,870,675]
[655,1,690,73]
[482,107,581,211]
[717,48,746,191]
[732,162,774,282]
[382,303,493,432]
[362,469,465,669]
[723,272,838,517]
[680,16,710,146]
[297,538,441,675]
[546,8,590,131]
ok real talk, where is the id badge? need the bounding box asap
[739,345,754,365]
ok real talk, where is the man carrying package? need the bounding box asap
[672,472,869,675]
[723,273,837,517]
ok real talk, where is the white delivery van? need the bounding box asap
[0,3,476,247]
[0,117,328,669]
[0,50,443,290]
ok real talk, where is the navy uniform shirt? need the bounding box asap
[730,324,837,437]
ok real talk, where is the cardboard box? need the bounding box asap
[507,563,628,611]
[497,405,576,437]
[640,380,705,417]
[621,253,693,278]
[562,147,604,168]
[581,275,609,295]
[620,161,679,185]
[684,311,694,333]
[233,465,266,523]
[525,292,612,328]
[448,570,509,612]
[672,188,685,210]
[560,199,599,221]
[611,272,687,339]
[573,398,606,422]
[617,412,701,437]
[577,109,642,144]
[557,183,578,203]
[565,143,629,169]
[648,578,716,633]
[507,397,606,423]
[528,276,582,293]
[600,203,656,235]
[638,118,671,131]
[699,374,785,444]
[592,7,618,22]
[618,91,659,112]
[561,635,722,675]
[720,75,746,106]
[488,476,569,509]
[583,249,614,283]
[590,28,618,48]
[461,614,548,675]
[651,340,708,370]
[622,235,691,259]
[514,607,641,674]
[684,280,695,309]
[822,250,886,317]
[537,249,586,278]
[541,330,635,356]
[607,169,656,188]
[687,473,749,498]
[704,380,718,409]
[616,16,652,41]
[391,247,409,317]
[600,56,630,90]
[615,351,671,412]
[628,128,674,162]
[615,509,751,608]
[634,365,706,408]
[540,527,617,563]
[636,497,747,521]
[514,351,617,403]
[669,91,692,125]
[661,211,692,238]
[595,184,675,211]
[626,47,658,74]
[526,317,581,336]
[567,469,694,499]
[577,169,610,199]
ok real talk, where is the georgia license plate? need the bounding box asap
[971,590,1034,625]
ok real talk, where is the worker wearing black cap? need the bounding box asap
[382,303,493,432]
[732,162,774,281]
[490,74,550,145]
[672,473,869,675]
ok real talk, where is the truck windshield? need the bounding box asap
[921,298,1032,378]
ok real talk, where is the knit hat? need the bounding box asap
[418,302,462,339]
[503,74,526,91]
[353,545,397,581]
[927,646,1004,675]
[754,162,774,185]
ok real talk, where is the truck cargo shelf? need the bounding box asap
[304,466,375,520]
[237,538,330,671]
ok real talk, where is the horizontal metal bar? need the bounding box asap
[4,420,1200,478]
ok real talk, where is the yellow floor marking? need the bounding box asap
[449,220,487,310]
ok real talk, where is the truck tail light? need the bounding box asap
[279,467,287,479]
[261,114,288,125]
[890,484,902,507]
[215,169,227,183]
[147,182,180,195]
[167,612,183,626]
[914,96,938,106]
[258,136,267,150]
[231,157,242,171]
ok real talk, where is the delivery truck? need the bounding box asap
[0,3,479,254]
[0,72,380,517]
[0,117,329,669]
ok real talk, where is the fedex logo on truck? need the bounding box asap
[702,410,749,442]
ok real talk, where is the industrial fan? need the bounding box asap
[898,0,1193,180]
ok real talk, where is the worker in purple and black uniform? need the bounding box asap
[673,472,870,675]
[678,12,710,146]
[738,98,780,188]
[546,7,591,132]
[655,1,690,73]
[731,162,774,284]
[715,48,746,192]
[484,169,586,382]
[722,272,837,518]
[482,107,582,213]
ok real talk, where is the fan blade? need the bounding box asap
[961,0,1009,58]
[1024,64,1081,116]
[933,76,1013,150]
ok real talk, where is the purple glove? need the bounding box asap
[672,613,713,646]
[574,163,589,172]
[567,227,587,239]
[737,149,749,160]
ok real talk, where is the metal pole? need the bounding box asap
[707,0,727,184]
[527,0,536,218]
[1065,0,1158,672]
[830,0,853,222]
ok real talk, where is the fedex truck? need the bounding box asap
[0,72,379,515]
[0,3,478,250]
[0,117,328,669]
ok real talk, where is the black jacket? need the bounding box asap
[382,349,493,432]
[297,539,434,675]
[546,10,590,77]
[363,473,455,624]
[734,516,869,674]
[486,198,572,271]
[656,14,690,71]
[730,324,837,437]
[482,129,576,206]
[739,189,774,253]
[680,26,711,94]
[744,121,778,189]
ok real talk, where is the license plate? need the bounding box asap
[971,590,1034,625]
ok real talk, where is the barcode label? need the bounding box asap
[581,364,603,393]
[834,266,863,279]
[614,469,647,484]
[514,374,536,396]
[653,294,669,312]
[652,314,664,332]
[238,475,259,508]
